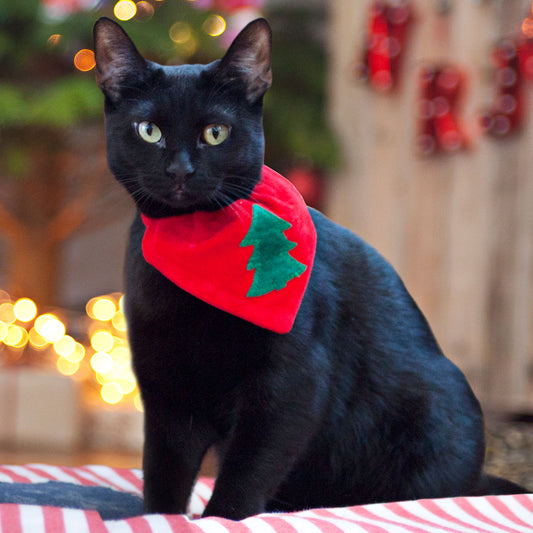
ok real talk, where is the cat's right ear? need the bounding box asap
[93,17,146,103]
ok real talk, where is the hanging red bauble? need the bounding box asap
[481,39,525,137]
[357,0,413,92]
[417,65,467,156]
[517,37,533,81]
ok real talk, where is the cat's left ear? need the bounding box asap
[217,18,272,105]
[93,17,147,103]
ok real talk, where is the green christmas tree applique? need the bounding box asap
[240,205,307,297]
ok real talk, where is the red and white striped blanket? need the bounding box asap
[1,464,532,532]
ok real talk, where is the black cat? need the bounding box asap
[93,17,526,520]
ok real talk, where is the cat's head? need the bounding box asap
[93,17,272,217]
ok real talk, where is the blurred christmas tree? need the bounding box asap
[264,4,339,172]
[0,0,337,305]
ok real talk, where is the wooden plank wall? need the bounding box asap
[327,0,533,412]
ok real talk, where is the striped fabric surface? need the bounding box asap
[0,464,532,532]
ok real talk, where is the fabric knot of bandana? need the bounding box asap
[141,166,317,333]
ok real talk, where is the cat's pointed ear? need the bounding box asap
[93,17,147,102]
[218,18,272,105]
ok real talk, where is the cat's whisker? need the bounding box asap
[117,175,153,205]
[221,179,261,204]
[210,190,244,217]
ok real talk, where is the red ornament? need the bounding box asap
[517,38,533,81]
[417,65,467,156]
[481,39,526,137]
[358,0,413,92]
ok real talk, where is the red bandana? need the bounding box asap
[141,166,317,333]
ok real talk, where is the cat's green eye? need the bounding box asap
[137,121,163,144]
[203,124,230,146]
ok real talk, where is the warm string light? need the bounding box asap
[169,21,193,44]
[168,13,226,60]
[85,293,140,408]
[114,0,137,21]
[523,3,533,38]
[47,34,62,47]
[0,291,142,411]
[136,1,154,20]
[73,49,95,72]
[112,0,159,22]
[203,14,226,37]
[69,2,229,73]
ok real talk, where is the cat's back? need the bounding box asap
[301,208,479,408]
[305,207,433,341]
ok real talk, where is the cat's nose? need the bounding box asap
[166,151,194,182]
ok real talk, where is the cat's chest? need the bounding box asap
[128,251,270,372]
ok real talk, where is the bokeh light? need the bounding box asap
[118,376,136,394]
[523,17,533,38]
[29,327,48,349]
[4,324,27,348]
[114,0,137,21]
[13,298,37,322]
[47,34,62,47]
[91,298,116,321]
[110,346,130,366]
[91,352,114,374]
[0,321,8,342]
[73,49,95,72]
[112,310,128,331]
[136,1,154,20]
[84,293,138,407]
[66,342,86,363]
[54,335,76,357]
[101,382,123,404]
[91,330,115,352]
[57,358,80,376]
[1,289,139,409]
[202,14,226,37]
[169,21,192,44]
[0,302,15,324]
[34,314,66,343]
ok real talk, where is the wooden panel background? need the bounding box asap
[327,0,533,412]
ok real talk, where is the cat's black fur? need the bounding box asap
[93,17,526,520]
